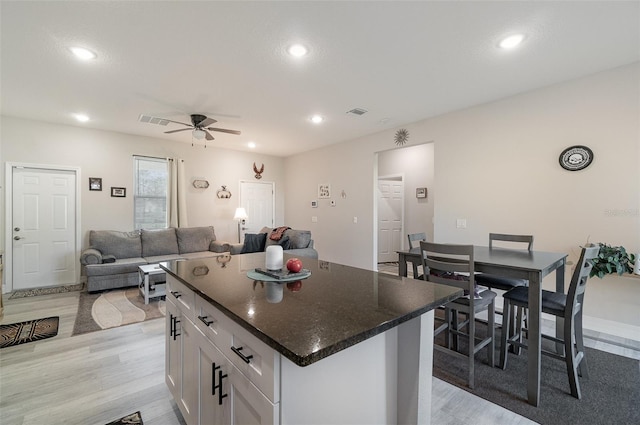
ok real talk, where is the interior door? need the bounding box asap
[377,178,403,263]
[240,181,275,238]
[12,167,77,289]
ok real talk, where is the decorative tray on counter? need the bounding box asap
[247,268,312,282]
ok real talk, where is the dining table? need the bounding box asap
[397,245,567,407]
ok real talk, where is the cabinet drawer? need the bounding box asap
[166,276,196,321]
[219,314,281,404]
[194,296,231,350]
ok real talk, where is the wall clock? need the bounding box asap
[559,145,593,171]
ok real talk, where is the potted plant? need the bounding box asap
[590,243,636,278]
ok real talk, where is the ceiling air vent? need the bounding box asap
[346,108,368,116]
[138,114,170,126]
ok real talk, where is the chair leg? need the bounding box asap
[510,306,522,355]
[575,311,589,379]
[468,309,475,389]
[451,309,459,352]
[499,299,512,370]
[444,308,452,349]
[565,314,582,399]
[487,300,495,368]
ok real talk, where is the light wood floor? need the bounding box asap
[5,283,638,425]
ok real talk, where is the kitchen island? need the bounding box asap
[162,253,461,425]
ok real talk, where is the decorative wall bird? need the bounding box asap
[253,162,264,179]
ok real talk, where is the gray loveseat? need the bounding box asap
[221,226,318,259]
[80,226,226,292]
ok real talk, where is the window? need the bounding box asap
[133,156,168,230]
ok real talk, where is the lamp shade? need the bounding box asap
[193,129,206,140]
[234,207,248,221]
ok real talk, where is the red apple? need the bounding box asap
[287,280,303,292]
[286,258,303,273]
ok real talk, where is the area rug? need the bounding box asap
[9,283,84,299]
[0,316,59,348]
[433,326,640,425]
[105,411,143,425]
[72,287,165,336]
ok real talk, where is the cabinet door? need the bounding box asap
[181,318,199,425]
[198,330,230,425]
[226,362,279,425]
[197,330,278,425]
[165,298,181,400]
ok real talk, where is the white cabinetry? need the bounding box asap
[166,276,279,425]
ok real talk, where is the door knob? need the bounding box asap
[14,227,20,232]
[14,236,23,240]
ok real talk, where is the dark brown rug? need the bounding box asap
[0,316,59,348]
[72,287,165,336]
[433,324,640,425]
[105,411,143,425]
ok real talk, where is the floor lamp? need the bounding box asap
[234,207,248,243]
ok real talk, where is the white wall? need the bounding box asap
[0,117,286,251]
[284,63,640,273]
[378,143,435,246]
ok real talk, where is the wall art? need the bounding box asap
[416,187,427,198]
[216,185,232,198]
[89,177,102,191]
[111,187,126,197]
[253,162,264,179]
[318,184,331,199]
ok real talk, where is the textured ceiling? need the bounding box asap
[1,1,639,157]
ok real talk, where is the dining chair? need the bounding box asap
[420,241,496,389]
[475,233,534,340]
[407,232,427,278]
[499,245,600,399]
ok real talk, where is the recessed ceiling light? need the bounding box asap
[73,113,90,122]
[498,34,525,49]
[310,115,324,124]
[288,44,308,57]
[69,47,97,60]
[248,141,256,149]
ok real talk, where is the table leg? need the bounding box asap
[144,273,150,305]
[527,271,541,406]
[398,253,408,277]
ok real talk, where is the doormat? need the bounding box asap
[9,283,85,299]
[105,411,143,425]
[0,316,59,348]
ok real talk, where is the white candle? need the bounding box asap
[265,245,283,271]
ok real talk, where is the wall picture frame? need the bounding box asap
[111,187,126,197]
[318,184,331,199]
[311,200,318,208]
[89,177,102,191]
[416,187,427,199]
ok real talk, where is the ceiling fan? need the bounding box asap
[141,113,241,141]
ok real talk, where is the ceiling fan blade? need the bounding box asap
[204,130,215,141]
[206,127,241,135]
[165,128,192,134]
[199,117,217,127]
[163,119,193,127]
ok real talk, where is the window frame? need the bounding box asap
[133,155,169,230]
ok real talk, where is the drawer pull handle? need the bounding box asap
[231,346,253,364]
[198,315,214,327]
[170,291,182,299]
[212,363,220,396]
[169,315,181,340]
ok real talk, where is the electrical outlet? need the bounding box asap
[312,216,318,223]
[456,218,467,229]
[353,216,358,223]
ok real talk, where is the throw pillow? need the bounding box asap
[276,235,290,250]
[241,233,267,254]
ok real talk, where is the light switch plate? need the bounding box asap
[456,218,467,229]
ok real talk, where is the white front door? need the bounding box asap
[240,181,275,238]
[377,178,403,263]
[12,167,77,289]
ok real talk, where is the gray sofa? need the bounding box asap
[80,226,226,292]
[222,227,318,259]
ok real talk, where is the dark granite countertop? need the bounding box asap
[162,253,462,367]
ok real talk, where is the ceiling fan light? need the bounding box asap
[193,129,206,140]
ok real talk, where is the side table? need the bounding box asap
[138,263,167,305]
